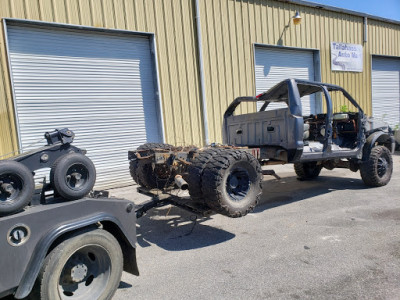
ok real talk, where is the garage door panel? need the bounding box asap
[372,57,400,128]
[6,23,162,188]
[255,47,316,115]
[8,26,151,59]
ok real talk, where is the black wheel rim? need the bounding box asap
[377,156,388,177]
[0,173,23,203]
[226,167,250,201]
[58,245,111,299]
[65,164,89,190]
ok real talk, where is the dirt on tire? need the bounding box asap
[185,148,224,202]
[360,145,393,187]
[130,143,174,188]
[294,162,322,179]
[201,149,262,218]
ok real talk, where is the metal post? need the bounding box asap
[364,17,368,43]
[195,0,210,146]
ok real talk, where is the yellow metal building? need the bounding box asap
[0,0,399,188]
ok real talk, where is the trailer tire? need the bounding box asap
[294,162,322,179]
[0,160,34,216]
[360,145,393,187]
[133,143,174,189]
[201,150,262,218]
[50,153,96,200]
[29,228,123,300]
[185,148,223,202]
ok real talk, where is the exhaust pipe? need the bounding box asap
[174,175,188,190]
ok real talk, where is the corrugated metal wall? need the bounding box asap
[0,0,203,158]
[1,0,400,155]
[200,0,400,142]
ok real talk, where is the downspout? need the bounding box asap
[363,17,368,43]
[195,0,210,145]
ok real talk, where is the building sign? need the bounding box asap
[331,42,363,72]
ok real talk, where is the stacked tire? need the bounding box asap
[184,148,224,202]
[187,149,263,218]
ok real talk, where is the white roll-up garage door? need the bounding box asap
[254,46,316,115]
[6,22,163,189]
[372,56,400,128]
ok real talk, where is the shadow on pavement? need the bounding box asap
[136,205,235,251]
[118,281,132,289]
[255,173,369,214]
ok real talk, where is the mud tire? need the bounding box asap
[360,145,393,187]
[294,162,322,179]
[201,149,262,218]
[130,143,174,189]
[185,148,223,202]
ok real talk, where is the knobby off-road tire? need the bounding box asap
[294,162,322,180]
[185,148,223,202]
[50,153,96,200]
[0,160,34,216]
[201,150,262,218]
[360,145,393,187]
[29,229,123,300]
[130,143,174,189]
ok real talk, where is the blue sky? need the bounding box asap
[307,0,400,21]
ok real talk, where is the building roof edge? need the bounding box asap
[278,0,400,25]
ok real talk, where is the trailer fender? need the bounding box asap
[14,213,138,299]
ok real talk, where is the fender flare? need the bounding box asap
[14,214,137,299]
[362,131,395,160]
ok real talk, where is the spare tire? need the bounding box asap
[50,153,96,200]
[201,149,262,218]
[0,160,34,216]
[130,143,174,189]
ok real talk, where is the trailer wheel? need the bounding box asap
[0,160,34,216]
[201,150,262,218]
[294,162,322,179]
[360,145,393,187]
[132,143,174,189]
[185,148,223,202]
[30,229,123,300]
[51,153,96,200]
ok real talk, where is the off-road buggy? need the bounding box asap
[129,79,394,218]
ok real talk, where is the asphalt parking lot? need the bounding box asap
[111,152,400,300]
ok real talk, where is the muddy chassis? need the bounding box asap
[129,138,393,219]
[129,144,280,218]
